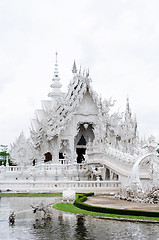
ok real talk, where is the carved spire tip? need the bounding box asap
[54,52,59,78]
[72,60,77,74]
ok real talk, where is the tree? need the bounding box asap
[157,143,159,154]
[0,145,10,166]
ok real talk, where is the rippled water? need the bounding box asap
[0,197,159,240]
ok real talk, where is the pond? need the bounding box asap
[0,197,159,240]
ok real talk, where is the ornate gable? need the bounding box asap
[75,90,98,115]
[10,132,34,166]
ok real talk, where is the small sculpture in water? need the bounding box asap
[31,202,52,220]
[9,211,15,225]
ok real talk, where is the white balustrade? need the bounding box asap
[1,163,122,193]
[59,159,69,164]
[0,180,121,192]
[5,162,87,172]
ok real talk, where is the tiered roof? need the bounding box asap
[30,68,102,147]
[30,57,137,151]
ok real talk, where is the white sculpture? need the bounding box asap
[10,132,34,166]
[62,189,76,203]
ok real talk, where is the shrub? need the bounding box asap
[74,193,159,218]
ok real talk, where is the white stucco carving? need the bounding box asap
[10,132,34,166]
[6,56,158,190]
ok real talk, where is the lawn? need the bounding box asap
[53,202,159,222]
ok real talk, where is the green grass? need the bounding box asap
[0,193,62,197]
[53,202,159,221]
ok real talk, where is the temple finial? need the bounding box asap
[54,52,59,78]
[79,66,81,75]
[72,60,77,74]
[126,96,129,112]
[48,52,63,103]
[86,69,89,77]
[125,96,132,119]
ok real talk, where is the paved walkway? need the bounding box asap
[86,195,159,212]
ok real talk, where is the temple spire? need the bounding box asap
[125,97,132,120]
[86,69,89,77]
[72,60,77,74]
[54,52,59,78]
[126,97,130,112]
[48,52,63,104]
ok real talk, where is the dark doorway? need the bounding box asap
[76,148,86,163]
[44,152,52,163]
[59,152,64,159]
[77,135,86,145]
[76,135,87,163]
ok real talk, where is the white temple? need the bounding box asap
[0,53,158,193]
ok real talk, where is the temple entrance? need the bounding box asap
[74,123,95,163]
[76,134,87,163]
[76,148,86,163]
[44,152,52,163]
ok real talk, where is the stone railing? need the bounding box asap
[5,163,87,172]
[0,180,121,193]
[6,166,25,172]
[59,159,70,164]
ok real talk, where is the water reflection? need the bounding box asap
[57,214,71,239]
[74,216,90,240]
[0,197,159,240]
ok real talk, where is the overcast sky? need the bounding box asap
[0,0,159,147]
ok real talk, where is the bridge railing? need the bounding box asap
[5,163,87,172]
[0,180,121,193]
